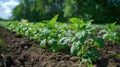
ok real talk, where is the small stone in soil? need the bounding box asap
[47,56,56,60]
[62,55,70,60]
[70,57,79,62]
[24,46,28,49]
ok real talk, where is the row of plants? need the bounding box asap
[0,15,119,66]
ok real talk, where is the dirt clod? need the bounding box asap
[70,57,79,62]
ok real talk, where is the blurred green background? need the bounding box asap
[1,0,120,23]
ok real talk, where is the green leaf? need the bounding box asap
[48,15,59,26]
[58,37,70,45]
[109,22,116,30]
[71,44,78,56]
[75,31,88,44]
[69,18,84,24]
[80,31,88,44]
[70,41,81,56]
[49,45,61,52]
[86,20,93,28]
[94,38,104,48]
[40,39,47,48]
[47,39,57,46]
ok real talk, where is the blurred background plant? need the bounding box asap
[7,0,120,24]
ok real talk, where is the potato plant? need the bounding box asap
[0,15,119,66]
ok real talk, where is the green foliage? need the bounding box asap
[12,0,120,23]
[48,15,59,28]
[94,38,104,48]
[12,0,64,22]
[0,16,120,66]
[98,22,120,43]
[69,18,94,30]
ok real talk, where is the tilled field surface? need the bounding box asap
[0,27,120,67]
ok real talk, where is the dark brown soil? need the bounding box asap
[0,26,120,67]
